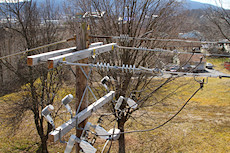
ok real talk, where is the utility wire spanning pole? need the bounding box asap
[0,37,76,60]
[75,22,89,153]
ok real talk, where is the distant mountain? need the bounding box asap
[36,0,64,5]
[0,0,221,11]
[0,0,64,6]
[183,0,219,10]
[39,0,220,10]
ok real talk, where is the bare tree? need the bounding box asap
[0,0,64,152]
[65,0,186,152]
[206,0,230,40]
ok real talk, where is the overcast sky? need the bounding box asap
[192,0,230,9]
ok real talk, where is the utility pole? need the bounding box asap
[75,22,89,153]
[27,23,117,152]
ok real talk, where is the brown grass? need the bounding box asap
[0,58,230,152]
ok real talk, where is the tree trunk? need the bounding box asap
[34,114,49,153]
[118,117,126,153]
[39,137,48,153]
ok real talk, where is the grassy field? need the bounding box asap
[123,77,230,153]
[0,58,230,152]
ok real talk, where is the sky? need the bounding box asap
[191,0,230,9]
[0,0,29,3]
[0,0,229,9]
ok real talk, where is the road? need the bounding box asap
[158,68,230,78]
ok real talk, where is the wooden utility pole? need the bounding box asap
[27,23,116,152]
[75,22,89,153]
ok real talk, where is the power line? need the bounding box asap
[2,36,228,61]
[96,81,204,136]
[61,61,230,78]
[89,35,219,44]
[61,61,159,73]
[121,81,203,134]
[117,45,230,58]
[0,37,76,60]
[21,33,229,152]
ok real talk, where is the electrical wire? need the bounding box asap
[0,37,76,60]
[62,61,230,78]
[117,45,230,58]
[101,140,110,153]
[52,56,227,142]
[95,81,204,136]
[89,35,218,44]
[106,121,117,153]
[32,37,229,144]
[3,31,223,152]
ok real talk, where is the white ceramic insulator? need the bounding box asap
[127,98,138,109]
[64,135,76,153]
[108,128,121,141]
[126,64,128,73]
[115,96,124,110]
[107,63,110,71]
[95,125,110,140]
[80,140,97,153]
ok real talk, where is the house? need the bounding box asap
[174,53,206,72]
[0,18,18,25]
[224,62,230,71]
[83,11,106,19]
[178,30,204,40]
[200,39,230,55]
[217,40,230,53]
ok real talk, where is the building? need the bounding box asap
[83,11,106,19]
[174,53,206,72]
[217,40,230,53]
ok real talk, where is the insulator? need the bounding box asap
[173,49,178,54]
[96,62,99,70]
[95,62,136,73]
[119,34,123,42]
[133,65,135,73]
[119,34,130,42]
[139,47,147,51]
[100,62,103,70]
[106,63,110,71]
[124,34,129,42]
[126,64,129,73]
[103,63,107,71]
[129,65,132,73]
[123,35,126,42]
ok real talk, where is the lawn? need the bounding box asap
[0,58,230,152]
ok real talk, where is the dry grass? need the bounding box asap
[207,57,230,74]
[0,58,230,152]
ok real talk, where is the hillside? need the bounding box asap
[0,0,219,10]
[183,0,219,10]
